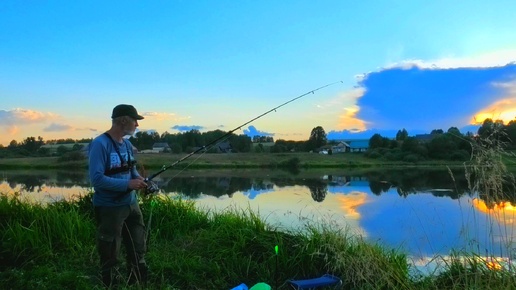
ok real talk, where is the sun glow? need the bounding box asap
[486,259,503,271]
[339,105,368,131]
[471,87,516,124]
[472,198,516,225]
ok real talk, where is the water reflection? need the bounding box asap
[306,179,328,202]
[1,168,515,274]
[3,168,516,207]
[0,170,91,202]
[1,170,90,190]
[1,168,515,204]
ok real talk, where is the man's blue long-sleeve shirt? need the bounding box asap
[88,134,140,206]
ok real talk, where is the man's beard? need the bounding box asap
[123,127,135,137]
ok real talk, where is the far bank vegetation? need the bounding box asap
[2,118,516,166]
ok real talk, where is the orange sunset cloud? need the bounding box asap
[472,98,516,125]
[339,105,368,131]
[337,191,369,219]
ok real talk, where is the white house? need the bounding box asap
[152,142,171,152]
[331,141,349,153]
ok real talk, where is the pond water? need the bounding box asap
[1,167,515,274]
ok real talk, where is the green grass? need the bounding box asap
[2,136,516,289]
[1,192,515,289]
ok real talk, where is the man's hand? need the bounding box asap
[128,178,148,190]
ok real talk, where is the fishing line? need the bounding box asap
[144,80,343,184]
[142,81,343,241]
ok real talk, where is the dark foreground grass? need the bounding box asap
[0,193,514,290]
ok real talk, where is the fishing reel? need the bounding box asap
[144,180,159,196]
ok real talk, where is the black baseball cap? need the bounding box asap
[111,104,144,120]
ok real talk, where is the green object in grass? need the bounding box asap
[249,282,271,290]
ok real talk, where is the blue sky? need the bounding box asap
[1,1,516,146]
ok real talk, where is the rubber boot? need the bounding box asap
[101,268,121,289]
[128,263,148,286]
[98,240,120,289]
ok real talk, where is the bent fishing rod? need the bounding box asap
[144,81,343,184]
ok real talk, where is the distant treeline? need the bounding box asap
[0,126,328,158]
[0,118,514,162]
[366,118,515,162]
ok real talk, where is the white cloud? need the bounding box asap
[143,111,190,121]
[385,49,516,70]
[43,123,73,132]
[0,108,60,126]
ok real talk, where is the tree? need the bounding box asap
[306,126,327,151]
[505,120,516,148]
[130,131,160,150]
[477,118,502,138]
[477,118,506,146]
[447,127,461,136]
[56,145,70,156]
[253,135,274,143]
[255,143,265,153]
[427,133,459,159]
[229,134,252,152]
[396,129,408,141]
[183,129,203,149]
[401,137,420,153]
[169,143,182,153]
[21,136,43,154]
[37,147,50,156]
[369,134,382,149]
[369,134,387,149]
[72,143,84,151]
[271,139,305,152]
[8,140,18,148]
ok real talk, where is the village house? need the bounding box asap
[322,139,370,153]
[330,141,348,153]
[140,142,171,154]
[152,142,171,152]
[217,141,232,153]
[345,139,370,152]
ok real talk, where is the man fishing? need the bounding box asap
[88,104,149,288]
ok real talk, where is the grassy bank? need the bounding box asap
[0,152,473,170]
[1,193,515,289]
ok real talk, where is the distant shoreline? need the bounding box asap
[0,152,473,170]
